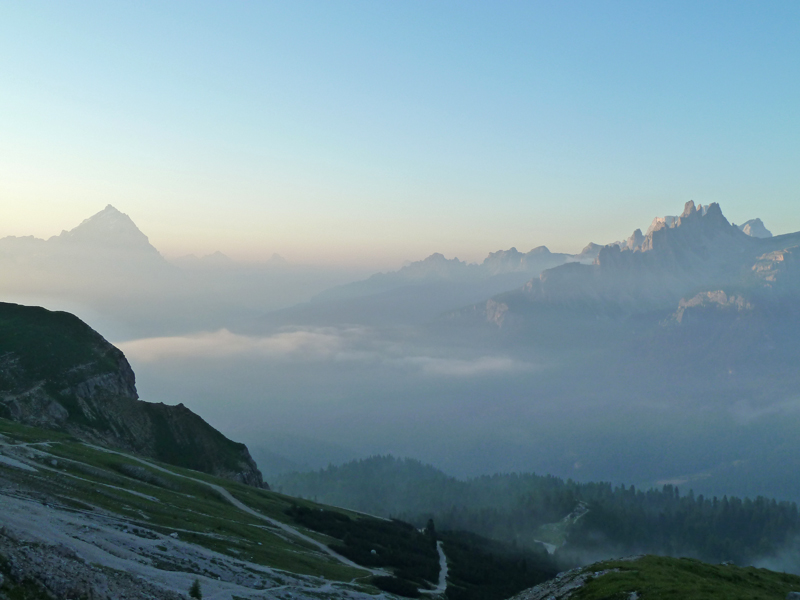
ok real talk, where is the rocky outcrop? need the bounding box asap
[739,218,773,238]
[513,201,763,314]
[673,291,754,323]
[0,302,265,487]
[751,246,800,286]
[509,564,623,600]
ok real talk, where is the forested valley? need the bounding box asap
[275,456,800,569]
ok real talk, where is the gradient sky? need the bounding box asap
[1,1,798,267]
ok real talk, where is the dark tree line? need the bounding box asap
[561,483,800,565]
[276,455,800,568]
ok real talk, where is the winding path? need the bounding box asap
[85,444,389,577]
[107,446,450,594]
[421,541,448,595]
[5,439,448,591]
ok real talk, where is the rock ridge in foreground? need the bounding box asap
[0,302,264,487]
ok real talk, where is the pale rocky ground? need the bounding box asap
[0,440,397,600]
[509,560,642,600]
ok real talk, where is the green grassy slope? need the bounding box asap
[0,418,559,599]
[0,417,364,583]
[0,303,119,387]
[574,555,800,600]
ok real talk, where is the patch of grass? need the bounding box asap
[0,417,74,445]
[0,303,119,387]
[574,555,800,600]
[0,429,368,581]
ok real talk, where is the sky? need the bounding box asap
[1,1,799,268]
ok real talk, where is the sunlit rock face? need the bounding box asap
[739,218,773,239]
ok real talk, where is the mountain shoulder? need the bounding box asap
[0,302,264,487]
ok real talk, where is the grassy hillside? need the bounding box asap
[511,555,800,600]
[0,303,120,387]
[0,418,555,599]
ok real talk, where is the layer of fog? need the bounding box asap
[122,324,800,503]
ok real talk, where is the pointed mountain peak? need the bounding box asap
[52,206,161,257]
[739,218,773,238]
[681,200,697,217]
[267,253,289,265]
[626,229,645,251]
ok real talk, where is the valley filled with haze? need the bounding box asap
[2,3,800,599]
[4,201,800,504]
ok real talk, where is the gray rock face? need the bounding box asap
[0,529,185,600]
[0,302,265,488]
[512,201,759,315]
[673,290,753,323]
[739,218,773,238]
[509,565,621,600]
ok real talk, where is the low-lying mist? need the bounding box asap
[121,323,800,502]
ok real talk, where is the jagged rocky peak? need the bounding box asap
[677,201,728,227]
[646,215,677,235]
[52,204,161,255]
[483,246,552,265]
[483,247,524,264]
[636,201,736,253]
[645,202,712,236]
[739,218,773,238]
[626,228,644,251]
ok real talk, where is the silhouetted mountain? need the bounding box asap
[52,204,163,255]
[0,207,363,338]
[314,246,584,305]
[260,245,593,329]
[171,250,243,270]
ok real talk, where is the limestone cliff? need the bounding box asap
[0,302,265,487]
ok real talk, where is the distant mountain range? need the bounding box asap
[0,205,364,338]
[256,201,776,329]
[478,200,796,324]
[0,203,778,332]
[0,205,171,283]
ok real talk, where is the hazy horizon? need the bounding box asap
[0,201,791,270]
[3,2,799,268]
